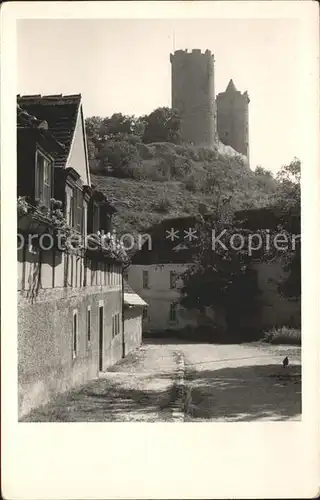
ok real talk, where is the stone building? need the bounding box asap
[170,49,250,161]
[128,213,300,337]
[127,217,222,334]
[170,49,217,148]
[216,79,250,160]
[123,281,148,354]
[17,94,144,418]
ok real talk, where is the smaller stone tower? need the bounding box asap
[170,49,217,148]
[216,79,250,159]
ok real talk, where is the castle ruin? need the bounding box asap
[170,49,250,161]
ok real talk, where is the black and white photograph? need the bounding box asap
[16,15,303,423]
[2,1,319,499]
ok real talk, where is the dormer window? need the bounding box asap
[35,149,52,208]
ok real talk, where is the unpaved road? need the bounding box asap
[22,340,301,422]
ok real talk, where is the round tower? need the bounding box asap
[216,79,250,160]
[170,49,217,147]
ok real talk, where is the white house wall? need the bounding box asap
[67,106,90,185]
[127,263,199,332]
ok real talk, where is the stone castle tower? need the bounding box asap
[216,79,250,159]
[170,49,249,160]
[170,49,217,148]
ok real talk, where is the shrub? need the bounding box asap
[98,140,142,178]
[136,142,154,159]
[152,197,172,213]
[263,326,301,345]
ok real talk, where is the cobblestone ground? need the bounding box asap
[22,340,301,422]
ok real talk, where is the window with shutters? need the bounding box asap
[35,149,53,209]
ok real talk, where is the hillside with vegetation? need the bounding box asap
[86,109,278,236]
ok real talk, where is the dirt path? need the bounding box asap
[22,343,181,422]
[21,340,301,422]
[182,342,301,421]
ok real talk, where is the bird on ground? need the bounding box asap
[282,356,289,368]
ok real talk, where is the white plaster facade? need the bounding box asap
[67,104,91,186]
[127,263,200,332]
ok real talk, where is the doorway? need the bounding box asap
[99,305,103,371]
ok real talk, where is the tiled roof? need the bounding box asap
[17,103,66,155]
[17,104,46,129]
[17,94,81,167]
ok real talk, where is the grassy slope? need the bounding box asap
[92,176,210,235]
[91,142,277,236]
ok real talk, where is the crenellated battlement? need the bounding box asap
[170,48,214,62]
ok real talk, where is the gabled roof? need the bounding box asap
[17,94,82,168]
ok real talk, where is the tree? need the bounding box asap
[274,158,301,299]
[85,116,103,142]
[255,166,273,177]
[180,208,262,338]
[85,116,104,170]
[100,113,145,141]
[142,107,182,144]
[275,158,300,205]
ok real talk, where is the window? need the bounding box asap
[72,310,78,358]
[66,185,83,233]
[35,150,52,208]
[66,186,74,226]
[87,306,91,344]
[107,263,111,286]
[170,271,176,289]
[169,303,177,322]
[83,201,88,238]
[142,270,149,289]
[93,203,100,233]
[104,262,108,286]
[112,313,120,338]
[73,186,83,234]
[117,313,120,335]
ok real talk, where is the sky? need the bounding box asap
[17,18,303,173]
